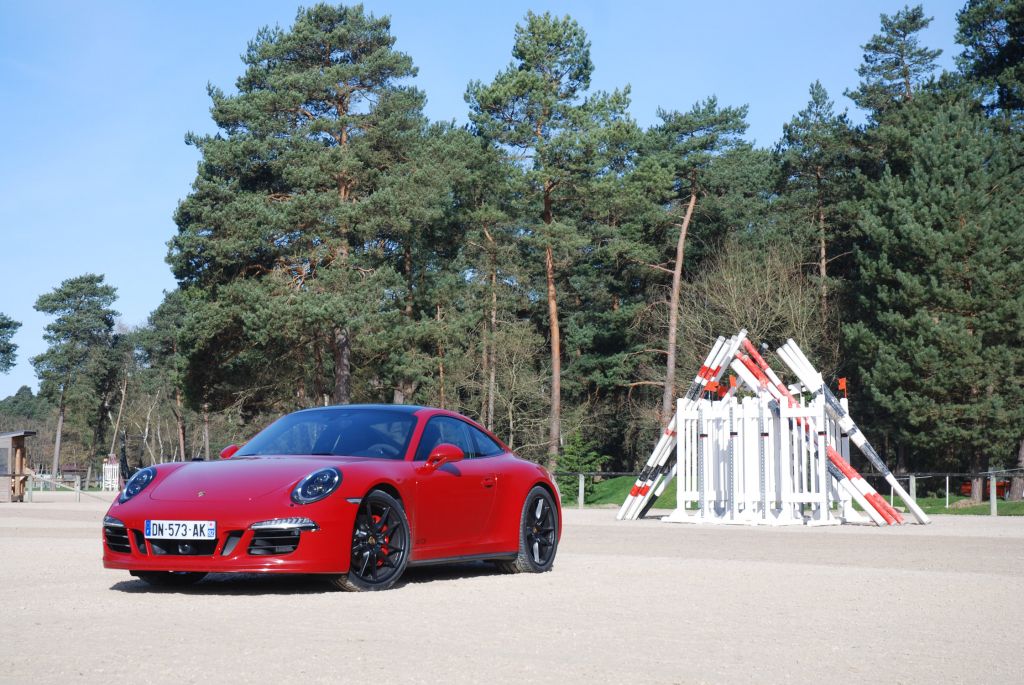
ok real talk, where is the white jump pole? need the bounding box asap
[780,340,930,524]
[735,347,893,525]
[772,346,901,525]
[617,336,726,520]
[622,331,748,520]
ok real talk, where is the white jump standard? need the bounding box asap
[619,332,928,527]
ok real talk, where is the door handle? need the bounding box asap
[481,475,496,488]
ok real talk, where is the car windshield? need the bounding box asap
[236,408,416,460]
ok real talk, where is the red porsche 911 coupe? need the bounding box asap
[102,405,561,591]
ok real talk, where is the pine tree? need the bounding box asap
[140,290,194,460]
[0,313,19,373]
[956,0,1024,120]
[448,136,523,431]
[644,97,749,423]
[466,11,632,464]
[169,4,441,413]
[846,5,942,119]
[32,274,119,478]
[777,81,855,325]
[845,95,1024,487]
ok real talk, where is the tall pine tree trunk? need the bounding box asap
[480,333,489,420]
[545,242,561,463]
[436,304,446,409]
[661,189,698,425]
[332,326,351,404]
[202,403,210,460]
[1009,438,1024,501]
[108,376,128,456]
[174,388,187,461]
[392,245,416,405]
[51,390,65,490]
[543,186,561,466]
[815,169,829,317]
[487,261,497,432]
[970,453,989,502]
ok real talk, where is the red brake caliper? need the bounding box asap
[372,514,390,566]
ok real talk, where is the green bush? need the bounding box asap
[556,434,610,504]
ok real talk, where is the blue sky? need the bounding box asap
[0,0,963,398]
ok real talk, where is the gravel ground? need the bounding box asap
[1,492,1022,684]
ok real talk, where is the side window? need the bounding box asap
[415,417,477,460]
[469,426,504,458]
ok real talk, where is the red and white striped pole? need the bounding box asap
[617,336,726,520]
[728,355,889,524]
[619,330,748,520]
[778,340,930,524]
[736,341,900,525]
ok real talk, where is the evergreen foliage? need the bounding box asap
[169,4,455,415]
[7,2,1020,482]
[776,81,857,358]
[555,433,610,502]
[467,11,634,464]
[0,386,50,421]
[956,0,1024,119]
[845,95,1024,472]
[846,4,943,119]
[31,273,120,467]
[0,313,20,373]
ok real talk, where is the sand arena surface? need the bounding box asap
[1,492,1022,684]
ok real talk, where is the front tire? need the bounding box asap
[331,490,410,592]
[132,571,207,587]
[496,485,558,574]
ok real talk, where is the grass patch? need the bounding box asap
[911,496,1024,516]
[566,476,1024,515]
[561,474,676,508]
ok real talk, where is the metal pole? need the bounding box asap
[577,473,584,510]
[990,474,997,517]
[75,475,81,503]
[890,483,894,506]
[27,474,33,503]
[909,474,916,500]
[945,475,949,509]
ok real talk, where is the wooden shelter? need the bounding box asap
[0,431,36,503]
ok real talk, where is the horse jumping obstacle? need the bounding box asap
[618,333,928,526]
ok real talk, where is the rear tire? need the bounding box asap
[331,490,410,592]
[495,485,558,574]
[133,571,207,587]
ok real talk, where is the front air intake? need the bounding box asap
[248,528,301,555]
[104,525,131,554]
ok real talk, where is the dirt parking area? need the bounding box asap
[1,492,1022,684]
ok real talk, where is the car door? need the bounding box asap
[412,416,498,557]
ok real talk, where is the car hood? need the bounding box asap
[147,457,361,502]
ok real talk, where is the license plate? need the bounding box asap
[145,520,217,540]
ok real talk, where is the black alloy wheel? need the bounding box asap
[496,485,558,574]
[331,490,410,591]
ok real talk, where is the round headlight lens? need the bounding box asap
[119,467,157,503]
[292,467,341,504]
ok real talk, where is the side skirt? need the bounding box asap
[408,552,516,568]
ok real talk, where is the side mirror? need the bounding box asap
[426,443,464,470]
[220,444,240,460]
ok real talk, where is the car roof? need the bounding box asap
[292,404,428,415]
[286,404,509,451]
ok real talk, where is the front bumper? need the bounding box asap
[102,496,358,575]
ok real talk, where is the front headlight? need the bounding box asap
[291,468,341,504]
[119,467,157,503]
